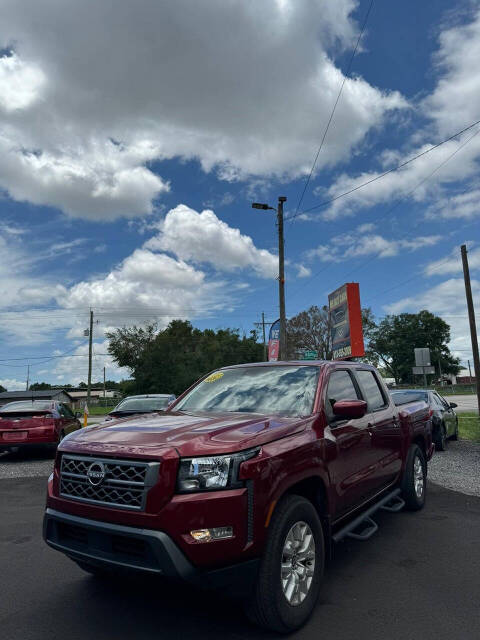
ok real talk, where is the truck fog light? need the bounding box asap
[190,526,234,542]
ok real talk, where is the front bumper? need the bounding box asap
[43,508,259,590]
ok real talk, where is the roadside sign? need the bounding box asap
[413,366,435,375]
[268,319,280,361]
[414,348,431,367]
[328,283,365,360]
[301,350,318,360]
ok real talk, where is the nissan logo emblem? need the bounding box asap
[86,462,106,486]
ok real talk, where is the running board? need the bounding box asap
[332,489,402,544]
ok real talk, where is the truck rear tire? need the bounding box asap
[401,445,426,511]
[245,494,324,633]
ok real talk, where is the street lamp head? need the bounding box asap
[252,202,271,210]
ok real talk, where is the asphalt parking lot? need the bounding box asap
[1,473,479,640]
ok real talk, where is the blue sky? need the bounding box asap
[0,0,479,388]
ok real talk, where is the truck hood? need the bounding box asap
[60,410,305,458]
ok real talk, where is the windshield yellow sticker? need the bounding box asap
[204,372,224,383]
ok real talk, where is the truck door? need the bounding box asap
[324,369,375,515]
[355,370,402,490]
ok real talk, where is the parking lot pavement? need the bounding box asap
[1,479,479,640]
[447,394,478,412]
[0,448,54,479]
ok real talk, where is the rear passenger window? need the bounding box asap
[326,370,359,412]
[356,371,386,410]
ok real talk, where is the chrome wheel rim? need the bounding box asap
[281,521,315,606]
[413,456,424,499]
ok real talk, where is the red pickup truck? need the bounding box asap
[44,361,433,632]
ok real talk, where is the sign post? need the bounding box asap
[328,283,365,360]
[413,348,433,387]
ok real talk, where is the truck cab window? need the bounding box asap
[356,370,386,411]
[326,370,359,414]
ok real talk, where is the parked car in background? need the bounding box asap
[0,400,82,454]
[44,361,432,632]
[103,394,176,422]
[390,389,458,451]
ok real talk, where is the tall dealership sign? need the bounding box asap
[268,319,280,361]
[328,283,365,360]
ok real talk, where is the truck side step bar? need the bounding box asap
[332,489,402,544]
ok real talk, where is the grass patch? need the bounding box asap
[87,405,116,415]
[458,412,480,442]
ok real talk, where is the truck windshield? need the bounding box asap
[175,365,320,417]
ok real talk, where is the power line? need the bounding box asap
[286,116,480,220]
[285,129,480,307]
[292,0,375,220]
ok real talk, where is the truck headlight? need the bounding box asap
[177,448,259,493]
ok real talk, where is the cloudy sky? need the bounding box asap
[0,0,479,389]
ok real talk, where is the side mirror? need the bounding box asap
[449,402,457,409]
[332,399,368,419]
[75,411,83,418]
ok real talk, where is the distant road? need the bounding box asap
[447,395,479,412]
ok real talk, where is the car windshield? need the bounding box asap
[114,397,170,412]
[175,365,320,417]
[390,391,428,406]
[0,400,55,412]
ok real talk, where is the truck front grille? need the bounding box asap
[60,454,159,511]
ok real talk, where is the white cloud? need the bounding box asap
[426,188,480,220]
[425,245,480,277]
[145,205,278,278]
[316,8,480,220]
[296,264,312,278]
[0,0,406,219]
[307,231,441,262]
[0,51,45,111]
[0,378,26,391]
[384,278,480,362]
[51,341,129,386]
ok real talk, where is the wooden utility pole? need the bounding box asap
[254,313,274,362]
[461,245,480,415]
[103,366,106,400]
[277,196,287,360]
[87,309,93,405]
[26,364,30,391]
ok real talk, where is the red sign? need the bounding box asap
[328,283,365,359]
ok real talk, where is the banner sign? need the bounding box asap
[328,283,365,360]
[268,319,280,361]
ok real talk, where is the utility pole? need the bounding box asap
[461,245,480,415]
[26,364,30,391]
[103,366,106,400]
[277,196,287,360]
[252,196,288,360]
[438,355,442,384]
[468,359,472,380]
[87,309,93,406]
[254,313,274,362]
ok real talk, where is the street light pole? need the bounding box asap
[252,196,288,360]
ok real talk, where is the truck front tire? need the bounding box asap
[245,494,324,633]
[401,445,426,511]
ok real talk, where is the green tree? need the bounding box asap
[106,320,263,396]
[367,310,460,383]
[29,382,53,390]
[287,305,376,361]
